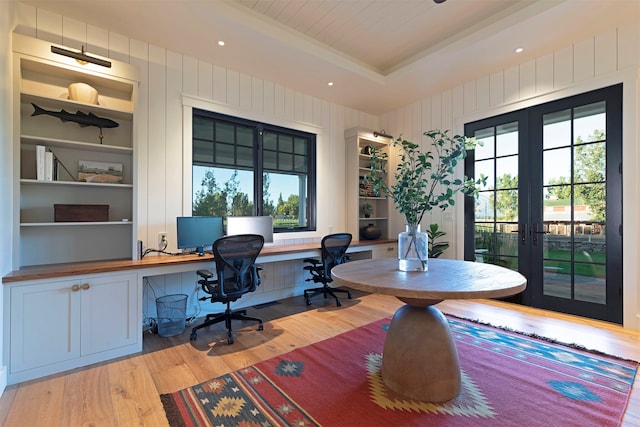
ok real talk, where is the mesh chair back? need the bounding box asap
[321,233,352,277]
[213,234,264,299]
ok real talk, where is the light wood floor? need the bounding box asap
[1,290,639,426]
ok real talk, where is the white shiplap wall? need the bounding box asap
[12,2,380,319]
[9,3,640,328]
[379,22,640,328]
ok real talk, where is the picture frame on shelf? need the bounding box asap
[78,160,123,184]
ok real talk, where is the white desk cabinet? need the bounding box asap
[372,242,397,259]
[5,272,141,384]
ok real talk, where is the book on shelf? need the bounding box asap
[53,158,59,181]
[44,151,53,181]
[36,145,45,180]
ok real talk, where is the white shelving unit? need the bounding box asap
[345,127,392,241]
[12,34,139,267]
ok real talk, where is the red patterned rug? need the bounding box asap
[160,315,637,426]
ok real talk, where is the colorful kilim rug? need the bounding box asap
[160,316,638,426]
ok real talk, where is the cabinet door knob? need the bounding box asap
[71,284,80,292]
[81,283,90,290]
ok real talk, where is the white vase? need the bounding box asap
[398,224,428,271]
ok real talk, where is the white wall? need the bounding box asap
[7,4,640,328]
[11,3,381,321]
[379,22,640,328]
[0,0,17,398]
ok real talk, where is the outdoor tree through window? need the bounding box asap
[192,109,316,232]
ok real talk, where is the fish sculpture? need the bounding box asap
[31,103,119,143]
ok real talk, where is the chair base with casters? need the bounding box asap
[303,276,352,307]
[189,299,263,344]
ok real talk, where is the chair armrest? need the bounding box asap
[303,257,321,265]
[196,269,214,279]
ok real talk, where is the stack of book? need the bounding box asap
[35,145,58,181]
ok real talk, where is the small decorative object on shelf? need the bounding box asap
[359,176,377,197]
[361,203,373,218]
[68,82,99,105]
[78,160,123,183]
[54,204,109,222]
[366,130,486,271]
[30,103,119,144]
[360,223,382,240]
[362,144,374,155]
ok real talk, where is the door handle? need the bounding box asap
[510,224,526,244]
[532,224,549,245]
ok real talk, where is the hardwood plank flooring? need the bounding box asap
[1,289,639,426]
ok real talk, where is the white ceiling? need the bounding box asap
[20,0,639,115]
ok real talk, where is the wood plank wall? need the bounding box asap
[10,3,640,328]
[378,22,640,328]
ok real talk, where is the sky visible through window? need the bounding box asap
[474,112,605,219]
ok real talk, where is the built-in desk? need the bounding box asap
[2,239,397,385]
[2,239,396,283]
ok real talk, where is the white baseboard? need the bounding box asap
[0,365,7,398]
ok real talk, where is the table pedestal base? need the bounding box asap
[381,304,461,402]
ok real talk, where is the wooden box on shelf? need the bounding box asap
[54,204,109,222]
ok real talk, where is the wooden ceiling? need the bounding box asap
[19,0,639,114]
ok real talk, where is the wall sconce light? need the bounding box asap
[51,45,112,68]
[373,129,393,139]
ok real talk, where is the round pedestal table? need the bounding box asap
[331,258,526,402]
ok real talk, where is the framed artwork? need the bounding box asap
[78,160,123,184]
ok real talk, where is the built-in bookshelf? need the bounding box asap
[12,34,139,267]
[345,127,391,241]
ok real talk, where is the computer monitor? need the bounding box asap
[176,216,224,255]
[226,216,274,243]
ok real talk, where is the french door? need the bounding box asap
[464,84,623,324]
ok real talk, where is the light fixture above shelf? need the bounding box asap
[51,45,112,68]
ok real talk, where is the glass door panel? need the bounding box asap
[541,101,607,305]
[465,84,622,324]
[470,121,520,269]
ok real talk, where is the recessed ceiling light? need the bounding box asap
[327,82,334,86]
[515,47,524,53]
[218,40,225,47]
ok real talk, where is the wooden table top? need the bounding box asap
[331,258,527,301]
[2,239,397,283]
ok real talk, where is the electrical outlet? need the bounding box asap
[158,232,167,248]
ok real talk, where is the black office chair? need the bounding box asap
[303,233,353,307]
[190,234,265,344]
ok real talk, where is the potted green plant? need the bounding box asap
[360,203,373,218]
[427,223,449,258]
[366,130,485,270]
